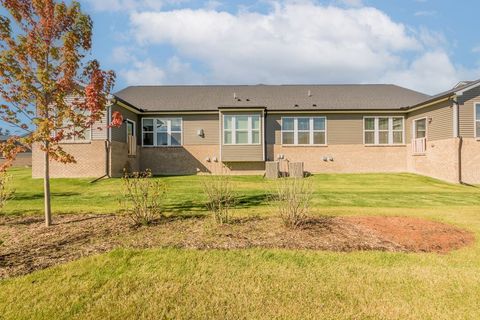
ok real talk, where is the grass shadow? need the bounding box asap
[12,192,81,201]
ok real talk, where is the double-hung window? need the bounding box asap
[281,117,326,145]
[476,103,480,138]
[223,115,261,145]
[142,118,182,147]
[364,116,404,145]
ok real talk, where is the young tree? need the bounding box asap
[0,0,116,226]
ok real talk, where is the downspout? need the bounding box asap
[106,101,112,178]
[90,100,113,184]
[452,96,463,184]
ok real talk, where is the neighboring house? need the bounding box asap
[32,80,480,184]
[0,134,32,167]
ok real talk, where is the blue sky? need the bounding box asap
[78,0,480,95]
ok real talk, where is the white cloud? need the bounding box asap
[381,51,458,93]
[115,48,203,85]
[336,0,363,7]
[120,1,471,93]
[121,59,166,85]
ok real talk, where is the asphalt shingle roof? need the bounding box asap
[114,84,431,112]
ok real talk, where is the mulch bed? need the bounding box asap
[0,214,474,279]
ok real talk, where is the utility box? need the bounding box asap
[288,162,304,178]
[265,161,280,179]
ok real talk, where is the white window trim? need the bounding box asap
[281,116,327,146]
[223,114,261,145]
[125,119,136,140]
[363,116,405,146]
[475,103,480,139]
[412,117,428,140]
[141,117,183,147]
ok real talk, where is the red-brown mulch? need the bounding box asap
[346,216,475,254]
[0,214,474,279]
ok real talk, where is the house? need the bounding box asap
[0,134,32,168]
[32,80,480,184]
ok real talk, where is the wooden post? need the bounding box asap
[265,161,280,179]
[288,162,304,178]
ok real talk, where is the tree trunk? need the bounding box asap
[44,147,52,227]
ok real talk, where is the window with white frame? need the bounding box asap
[364,116,404,145]
[223,115,261,145]
[142,118,182,146]
[476,103,480,138]
[281,117,326,145]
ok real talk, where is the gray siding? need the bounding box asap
[112,104,139,143]
[406,100,453,141]
[459,86,480,138]
[220,111,265,162]
[183,114,219,145]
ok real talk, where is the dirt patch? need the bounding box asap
[346,216,475,253]
[0,214,474,279]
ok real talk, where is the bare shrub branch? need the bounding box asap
[201,174,236,224]
[269,177,313,228]
[120,169,166,226]
[0,171,14,212]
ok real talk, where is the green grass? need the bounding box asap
[2,168,480,319]
[5,167,480,216]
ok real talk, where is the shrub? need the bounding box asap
[120,169,166,226]
[201,174,236,224]
[269,177,312,228]
[0,171,14,212]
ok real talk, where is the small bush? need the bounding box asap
[120,169,166,226]
[0,171,14,212]
[201,174,236,224]
[269,177,312,228]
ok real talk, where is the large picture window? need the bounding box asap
[281,117,326,145]
[223,115,261,145]
[142,118,182,147]
[364,116,404,145]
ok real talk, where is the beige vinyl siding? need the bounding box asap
[64,95,108,141]
[267,113,404,145]
[222,145,264,162]
[183,114,219,145]
[406,100,453,141]
[221,111,264,162]
[458,86,480,138]
[91,114,108,140]
[112,104,139,143]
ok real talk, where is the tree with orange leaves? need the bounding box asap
[0,0,116,226]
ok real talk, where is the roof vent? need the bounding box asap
[307,90,312,97]
[294,104,299,107]
[246,99,250,102]
[312,104,317,107]
[237,98,242,102]
[233,92,237,99]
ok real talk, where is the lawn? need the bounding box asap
[1,168,480,319]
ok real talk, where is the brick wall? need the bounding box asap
[270,144,407,174]
[0,153,32,168]
[32,141,107,178]
[459,138,480,184]
[109,140,141,177]
[406,138,460,183]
